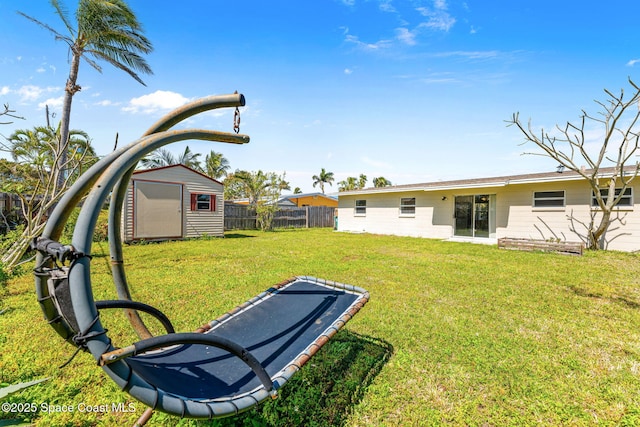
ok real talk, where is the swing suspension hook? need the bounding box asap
[233,106,241,134]
[233,90,241,134]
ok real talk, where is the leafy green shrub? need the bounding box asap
[0,262,9,291]
[61,208,109,243]
[0,226,25,287]
[93,209,109,242]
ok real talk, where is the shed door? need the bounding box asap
[134,181,183,239]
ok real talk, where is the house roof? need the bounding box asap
[133,164,224,186]
[338,166,636,196]
[279,192,338,202]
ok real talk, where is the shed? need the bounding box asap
[122,164,223,243]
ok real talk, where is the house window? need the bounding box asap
[355,200,366,216]
[591,187,633,208]
[190,193,216,211]
[400,197,416,216]
[533,191,565,208]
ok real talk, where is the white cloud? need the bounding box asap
[38,97,64,109]
[0,86,9,96]
[396,27,417,46]
[35,63,56,74]
[378,0,396,13]
[344,68,353,75]
[416,2,456,32]
[16,85,60,102]
[122,90,190,114]
[433,0,447,9]
[627,59,640,67]
[17,85,45,101]
[345,34,393,51]
[95,99,118,107]
[431,50,500,60]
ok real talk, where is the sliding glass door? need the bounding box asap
[454,194,493,238]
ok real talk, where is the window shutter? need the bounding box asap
[211,194,216,212]
[190,193,196,210]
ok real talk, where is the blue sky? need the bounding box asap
[1,0,640,193]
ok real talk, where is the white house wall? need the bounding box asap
[338,191,452,239]
[338,179,640,251]
[123,166,224,242]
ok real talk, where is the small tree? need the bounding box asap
[312,168,335,193]
[204,150,230,180]
[507,78,640,250]
[358,173,368,189]
[373,176,392,187]
[338,176,358,192]
[225,170,288,230]
[140,146,203,171]
[1,125,97,269]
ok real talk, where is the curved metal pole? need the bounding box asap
[68,129,249,364]
[99,332,274,394]
[142,93,245,135]
[95,300,175,334]
[35,142,149,340]
[107,93,246,339]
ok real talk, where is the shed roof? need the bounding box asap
[133,164,223,186]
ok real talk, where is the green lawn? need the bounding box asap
[1,229,640,426]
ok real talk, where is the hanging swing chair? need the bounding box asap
[31,93,369,425]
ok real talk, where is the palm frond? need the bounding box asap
[50,0,75,35]
[16,11,73,47]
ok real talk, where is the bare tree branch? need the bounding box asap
[507,79,640,249]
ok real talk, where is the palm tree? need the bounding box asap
[19,0,153,189]
[140,146,202,170]
[139,148,175,169]
[8,124,95,177]
[358,174,368,189]
[175,146,202,171]
[338,177,358,192]
[227,170,270,205]
[204,150,230,180]
[373,176,392,187]
[312,168,335,193]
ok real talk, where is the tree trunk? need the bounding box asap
[57,49,81,192]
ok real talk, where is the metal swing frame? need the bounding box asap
[31,93,369,423]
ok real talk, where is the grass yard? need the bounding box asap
[1,228,640,426]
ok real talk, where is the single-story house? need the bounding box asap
[337,167,640,252]
[122,164,224,242]
[278,192,338,208]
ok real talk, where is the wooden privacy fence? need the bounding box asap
[224,203,336,230]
